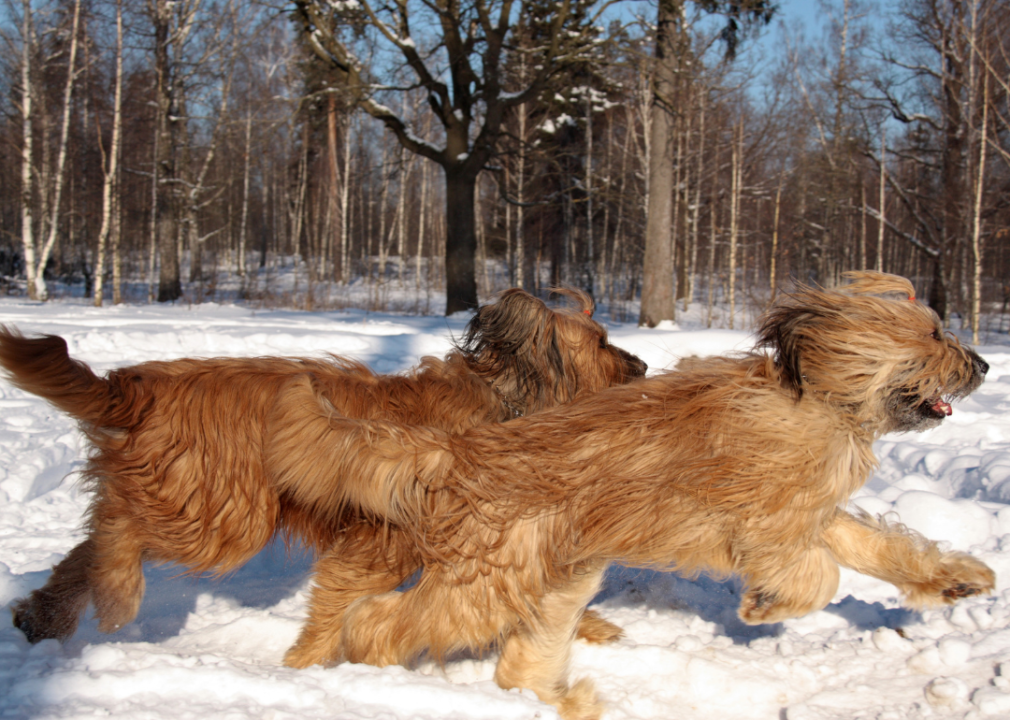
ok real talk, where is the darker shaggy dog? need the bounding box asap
[0,288,645,656]
[273,272,994,719]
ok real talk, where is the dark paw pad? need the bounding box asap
[942,583,982,600]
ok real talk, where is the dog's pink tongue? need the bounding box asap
[933,399,952,416]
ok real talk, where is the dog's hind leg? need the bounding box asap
[340,563,525,668]
[822,509,994,608]
[12,539,95,643]
[284,526,420,669]
[495,563,608,720]
[86,513,146,635]
[13,498,146,642]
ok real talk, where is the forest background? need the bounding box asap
[1,0,1008,337]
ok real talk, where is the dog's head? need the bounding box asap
[458,287,646,417]
[757,271,987,433]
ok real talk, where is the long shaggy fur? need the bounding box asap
[277,272,995,720]
[0,288,645,654]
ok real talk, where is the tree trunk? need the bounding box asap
[30,0,82,301]
[238,109,253,281]
[94,0,124,306]
[877,124,886,272]
[970,71,988,344]
[340,114,352,283]
[154,0,181,302]
[416,155,429,290]
[19,0,38,300]
[770,168,784,302]
[444,168,479,314]
[639,0,680,327]
[728,119,743,329]
[584,92,595,297]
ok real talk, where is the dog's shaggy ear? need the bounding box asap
[757,297,834,401]
[459,289,554,367]
[457,290,565,411]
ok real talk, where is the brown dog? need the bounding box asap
[0,288,645,651]
[271,272,995,719]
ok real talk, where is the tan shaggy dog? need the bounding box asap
[268,272,995,719]
[0,288,645,656]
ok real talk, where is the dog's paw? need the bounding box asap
[739,588,821,625]
[11,596,76,644]
[739,589,785,625]
[576,609,623,644]
[555,678,604,720]
[283,639,343,669]
[901,553,995,608]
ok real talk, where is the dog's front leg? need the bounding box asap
[822,509,995,608]
[738,544,840,625]
[495,562,607,720]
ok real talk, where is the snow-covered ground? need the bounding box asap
[0,296,1008,720]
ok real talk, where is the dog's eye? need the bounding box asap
[930,329,943,342]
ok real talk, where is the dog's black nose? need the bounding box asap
[966,347,989,378]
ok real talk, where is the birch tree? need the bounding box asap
[94,0,123,306]
[18,0,82,301]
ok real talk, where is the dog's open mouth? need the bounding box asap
[923,395,953,419]
[888,386,959,431]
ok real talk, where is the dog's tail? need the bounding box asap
[0,325,116,425]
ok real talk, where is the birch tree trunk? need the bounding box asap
[30,0,82,301]
[971,73,988,345]
[686,92,705,312]
[415,155,429,290]
[707,138,721,328]
[19,0,38,299]
[340,114,352,282]
[238,109,253,281]
[94,0,124,306]
[877,124,886,272]
[727,119,742,330]
[515,96,527,290]
[397,151,412,286]
[770,168,784,302]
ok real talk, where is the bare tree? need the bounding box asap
[293,0,611,314]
